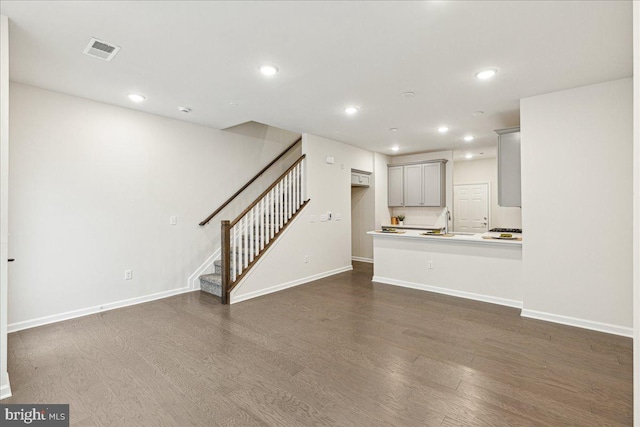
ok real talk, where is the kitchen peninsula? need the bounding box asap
[368,230,523,308]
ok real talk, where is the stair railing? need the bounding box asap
[220,154,309,303]
[199,137,302,227]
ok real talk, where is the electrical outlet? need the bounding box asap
[427,261,434,270]
[335,213,342,221]
[170,216,177,225]
[124,269,133,280]
[304,255,309,264]
[320,214,328,222]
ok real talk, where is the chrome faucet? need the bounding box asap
[443,208,450,234]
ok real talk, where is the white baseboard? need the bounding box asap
[372,276,523,309]
[351,256,373,264]
[0,375,11,400]
[521,309,633,338]
[232,265,353,304]
[8,286,197,333]
[188,248,221,290]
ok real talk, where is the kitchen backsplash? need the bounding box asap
[391,207,448,227]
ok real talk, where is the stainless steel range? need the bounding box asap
[486,227,523,239]
[489,228,522,233]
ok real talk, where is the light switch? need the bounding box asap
[326,156,335,164]
[320,214,328,222]
[335,213,342,221]
[309,215,316,223]
[170,216,178,225]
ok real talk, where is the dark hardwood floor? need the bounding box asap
[5,262,633,426]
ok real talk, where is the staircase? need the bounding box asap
[198,152,308,304]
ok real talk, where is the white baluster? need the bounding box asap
[243,216,248,269]
[260,195,267,250]
[295,164,299,209]
[236,224,241,278]
[250,208,255,262]
[254,205,259,258]
[232,225,236,282]
[301,159,305,201]
[288,176,292,221]
[279,181,284,230]
[282,176,287,222]
[289,170,293,217]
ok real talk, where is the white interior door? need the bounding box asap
[454,184,489,233]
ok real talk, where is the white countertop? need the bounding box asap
[368,229,523,246]
[381,224,442,230]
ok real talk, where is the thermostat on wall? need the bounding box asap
[325,156,335,164]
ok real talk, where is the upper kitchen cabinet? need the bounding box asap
[422,162,444,206]
[388,166,404,207]
[351,169,371,187]
[403,164,423,206]
[496,127,521,207]
[388,160,446,207]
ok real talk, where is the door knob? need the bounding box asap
[8,259,14,262]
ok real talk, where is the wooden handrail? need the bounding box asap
[199,137,302,226]
[230,154,306,228]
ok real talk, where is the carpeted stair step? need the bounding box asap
[199,273,222,297]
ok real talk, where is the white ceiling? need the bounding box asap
[0,1,633,156]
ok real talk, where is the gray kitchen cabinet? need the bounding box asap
[403,164,423,206]
[387,166,404,207]
[422,162,444,207]
[496,127,521,207]
[388,160,446,207]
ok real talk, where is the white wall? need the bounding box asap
[373,152,391,229]
[521,78,633,334]
[632,1,639,421]
[231,134,374,301]
[8,83,296,329]
[0,14,11,400]
[389,150,453,227]
[453,157,522,229]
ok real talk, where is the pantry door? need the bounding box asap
[453,184,489,233]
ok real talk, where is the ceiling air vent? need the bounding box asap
[83,37,120,61]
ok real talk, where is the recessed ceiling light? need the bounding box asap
[463,135,474,142]
[472,111,485,117]
[177,106,191,113]
[345,106,359,115]
[128,93,145,103]
[389,128,398,132]
[391,146,400,152]
[259,65,279,76]
[438,126,449,133]
[465,153,473,159]
[401,91,416,98]
[475,69,497,80]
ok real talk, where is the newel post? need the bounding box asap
[221,220,231,304]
